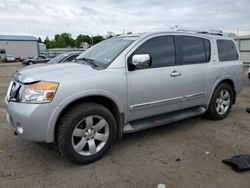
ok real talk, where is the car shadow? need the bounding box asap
[34,115,206,166]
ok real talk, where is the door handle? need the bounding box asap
[170,70,182,77]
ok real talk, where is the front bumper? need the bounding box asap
[4,97,57,142]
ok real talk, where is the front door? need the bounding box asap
[127,35,183,122]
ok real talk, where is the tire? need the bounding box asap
[56,103,117,164]
[28,61,33,65]
[206,83,233,120]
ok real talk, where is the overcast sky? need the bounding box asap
[0,0,249,39]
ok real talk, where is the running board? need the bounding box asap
[123,107,206,133]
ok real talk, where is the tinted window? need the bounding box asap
[65,54,78,62]
[217,40,238,61]
[131,36,176,68]
[181,36,210,64]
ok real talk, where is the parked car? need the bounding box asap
[21,52,81,70]
[18,56,29,62]
[0,49,6,60]
[4,30,244,164]
[5,54,16,62]
[23,55,50,65]
[47,52,81,64]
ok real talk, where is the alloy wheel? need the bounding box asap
[71,115,109,156]
[215,89,230,115]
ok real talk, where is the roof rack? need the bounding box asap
[176,29,225,36]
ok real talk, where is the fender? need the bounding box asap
[46,89,125,142]
[206,75,235,108]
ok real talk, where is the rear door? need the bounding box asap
[176,35,216,109]
[126,35,183,121]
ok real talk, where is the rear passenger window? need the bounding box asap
[181,36,210,64]
[130,36,176,68]
[217,40,239,61]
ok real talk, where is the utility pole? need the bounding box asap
[91,34,93,46]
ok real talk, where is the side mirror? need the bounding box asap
[132,54,151,69]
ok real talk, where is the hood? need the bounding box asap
[21,63,46,71]
[16,63,97,84]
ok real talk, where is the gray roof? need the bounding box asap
[0,35,37,41]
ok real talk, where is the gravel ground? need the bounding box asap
[0,63,250,188]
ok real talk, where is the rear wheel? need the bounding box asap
[206,83,233,120]
[28,61,33,65]
[56,103,117,164]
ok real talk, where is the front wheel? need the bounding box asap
[56,103,117,164]
[206,83,233,120]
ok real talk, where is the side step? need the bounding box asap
[123,107,206,133]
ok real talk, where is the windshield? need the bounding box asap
[47,54,68,64]
[76,36,138,68]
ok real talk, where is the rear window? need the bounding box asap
[217,40,239,61]
[180,36,211,64]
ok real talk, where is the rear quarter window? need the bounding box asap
[217,40,239,61]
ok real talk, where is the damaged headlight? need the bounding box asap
[21,81,59,103]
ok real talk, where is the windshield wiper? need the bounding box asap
[75,57,98,68]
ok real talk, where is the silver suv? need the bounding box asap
[4,30,244,164]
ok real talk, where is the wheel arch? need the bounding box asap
[208,78,236,107]
[48,95,124,143]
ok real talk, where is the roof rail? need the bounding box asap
[176,29,225,36]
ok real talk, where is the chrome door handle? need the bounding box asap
[170,70,182,77]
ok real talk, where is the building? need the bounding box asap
[235,36,250,64]
[80,42,90,49]
[0,35,39,59]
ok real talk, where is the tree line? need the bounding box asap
[38,33,105,49]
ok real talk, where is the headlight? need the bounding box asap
[21,81,59,103]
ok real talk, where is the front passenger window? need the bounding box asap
[129,36,176,68]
